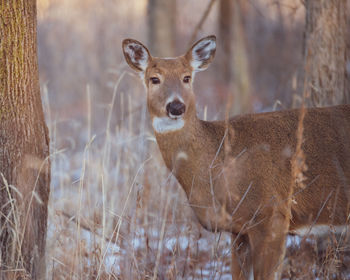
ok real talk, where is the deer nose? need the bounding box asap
[166,100,186,117]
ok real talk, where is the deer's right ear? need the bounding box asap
[122,39,151,72]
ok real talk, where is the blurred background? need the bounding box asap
[36,0,350,279]
[37,0,306,123]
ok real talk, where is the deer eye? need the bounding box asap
[150,77,160,84]
[183,76,191,83]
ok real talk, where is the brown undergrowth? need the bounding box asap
[44,70,350,279]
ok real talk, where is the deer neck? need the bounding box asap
[154,115,226,195]
[154,115,201,167]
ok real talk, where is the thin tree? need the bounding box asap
[0,1,50,279]
[218,0,252,116]
[147,0,176,57]
[304,0,349,106]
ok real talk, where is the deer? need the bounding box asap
[122,35,350,280]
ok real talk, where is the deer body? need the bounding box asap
[155,106,350,231]
[122,36,350,280]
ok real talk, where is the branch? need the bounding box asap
[188,0,218,46]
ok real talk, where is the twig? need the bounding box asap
[59,210,125,245]
[152,193,171,280]
[189,0,217,46]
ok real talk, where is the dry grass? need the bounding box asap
[43,71,350,279]
[44,73,235,279]
[0,175,30,279]
[34,0,350,279]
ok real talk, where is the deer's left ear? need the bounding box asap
[185,35,216,72]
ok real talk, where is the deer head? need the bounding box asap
[122,36,216,134]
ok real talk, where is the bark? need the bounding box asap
[304,0,349,106]
[147,0,176,57]
[0,1,50,279]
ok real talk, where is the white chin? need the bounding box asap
[168,113,183,120]
[152,116,185,134]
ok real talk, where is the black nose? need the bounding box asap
[166,100,186,117]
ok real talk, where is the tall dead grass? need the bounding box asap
[44,70,350,280]
[44,70,235,279]
[36,0,350,279]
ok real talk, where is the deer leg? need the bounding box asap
[231,233,252,280]
[248,211,289,280]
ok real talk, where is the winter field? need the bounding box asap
[37,0,350,279]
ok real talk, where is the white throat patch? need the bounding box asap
[152,117,185,134]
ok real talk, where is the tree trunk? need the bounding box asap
[0,1,50,279]
[218,0,233,83]
[304,0,349,106]
[147,0,176,57]
[218,0,252,116]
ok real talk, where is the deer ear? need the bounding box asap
[186,35,216,72]
[122,39,151,72]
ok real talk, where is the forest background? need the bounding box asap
[1,0,350,279]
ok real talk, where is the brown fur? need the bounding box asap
[122,35,350,280]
